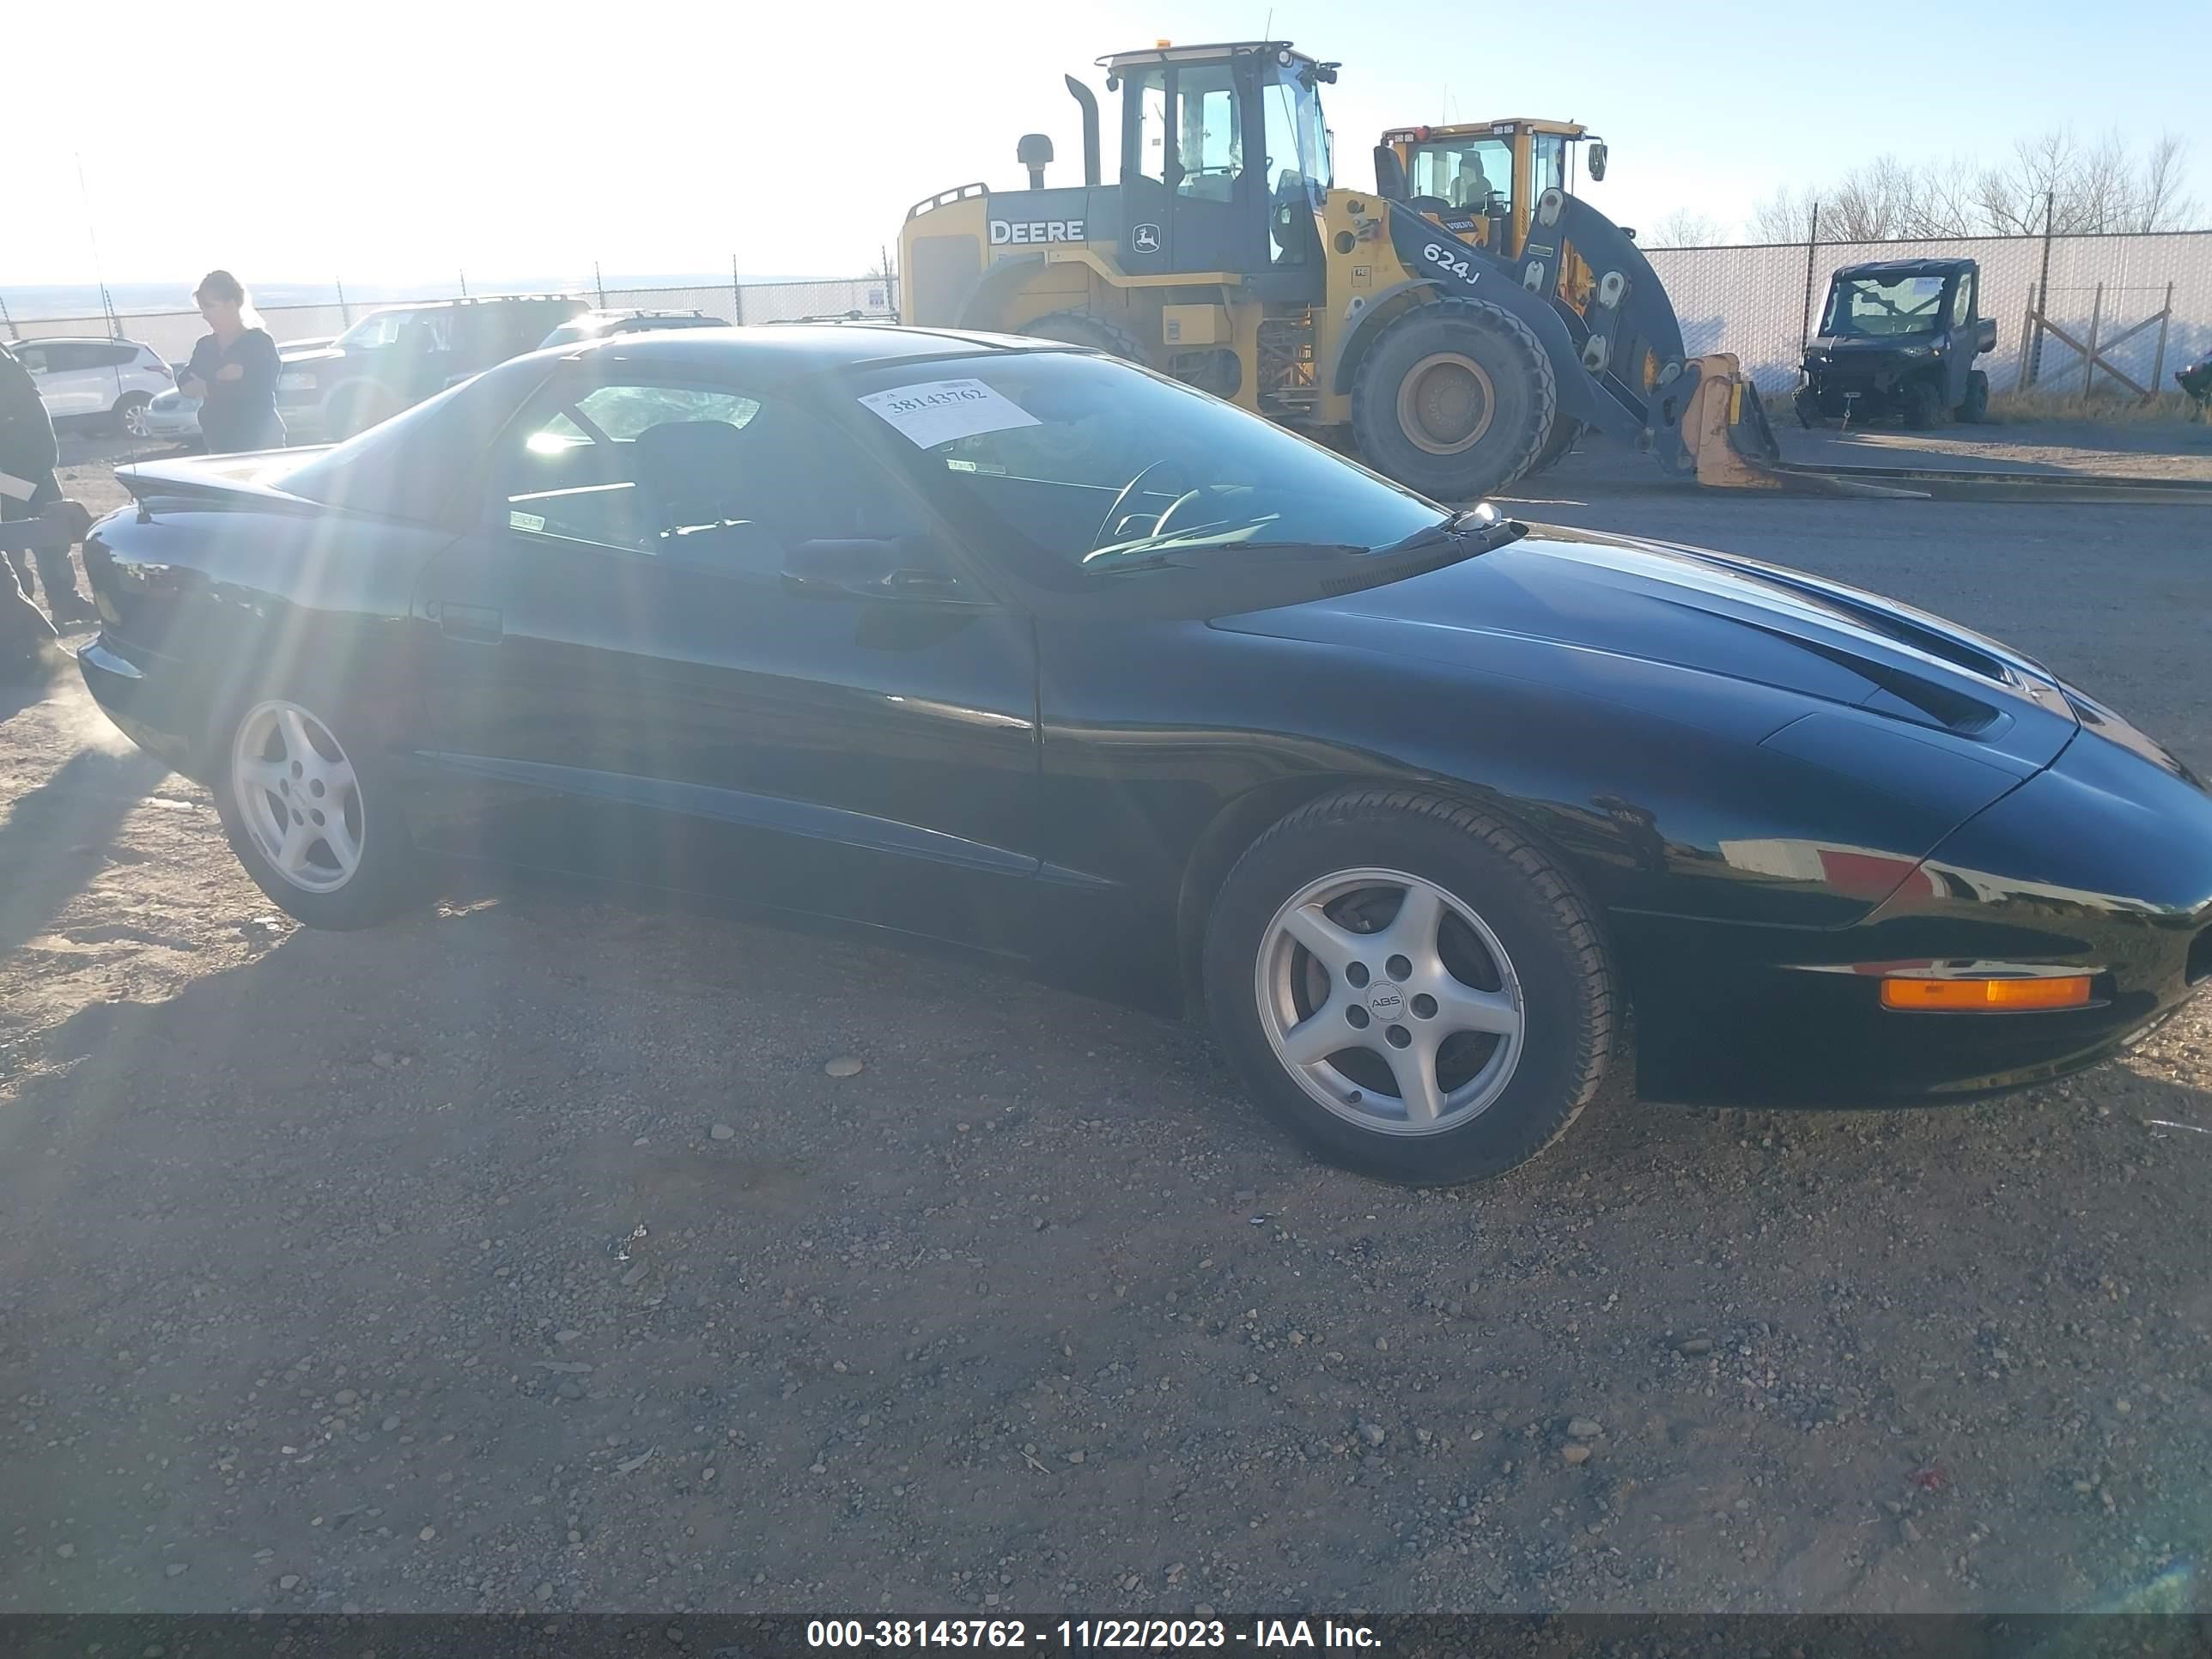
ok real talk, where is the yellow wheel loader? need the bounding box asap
[898,40,1748,501]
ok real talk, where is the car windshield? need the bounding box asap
[1822,273,1949,338]
[839,350,1448,580]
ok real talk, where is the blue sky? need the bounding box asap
[3,0,2205,287]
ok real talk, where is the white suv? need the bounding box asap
[10,336,177,434]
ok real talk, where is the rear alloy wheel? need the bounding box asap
[215,696,417,928]
[1352,299,1555,502]
[1205,791,1615,1185]
[115,392,154,438]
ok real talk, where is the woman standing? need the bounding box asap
[179,270,284,453]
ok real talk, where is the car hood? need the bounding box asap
[1212,526,2080,770]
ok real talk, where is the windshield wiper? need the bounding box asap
[1377,507,1527,557]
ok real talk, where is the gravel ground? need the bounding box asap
[3,422,2209,1618]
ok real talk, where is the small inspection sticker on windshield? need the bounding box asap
[859,380,1039,450]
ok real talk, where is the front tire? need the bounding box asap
[1903,378,1945,430]
[1203,791,1615,1185]
[212,693,419,929]
[1351,299,1556,501]
[1794,386,1825,428]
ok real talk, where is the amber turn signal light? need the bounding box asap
[1880,975,2093,1012]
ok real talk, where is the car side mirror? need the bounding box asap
[781,537,976,604]
[1587,143,1607,181]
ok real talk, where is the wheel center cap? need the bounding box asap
[1366,985,1406,1022]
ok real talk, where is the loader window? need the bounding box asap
[1533,133,1567,196]
[1134,71,1169,185]
[1174,68,1240,200]
[1410,139,1510,218]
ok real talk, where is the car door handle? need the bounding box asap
[433,601,502,644]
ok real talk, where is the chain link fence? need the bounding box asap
[1645,228,2212,398]
[0,274,899,366]
[6,233,2204,401]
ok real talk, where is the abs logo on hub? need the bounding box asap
[989,218,1085,245]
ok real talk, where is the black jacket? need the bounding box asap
[0,343,60,502]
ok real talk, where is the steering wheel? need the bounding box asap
[1089,458,1187,552]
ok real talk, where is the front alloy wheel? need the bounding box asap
[1204,791,1616,1185]
[1255,866,1523,1131]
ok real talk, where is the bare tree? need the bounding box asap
[1750,184,1819,244]
[1647,209,1725,248]
[1763,128,2200,244]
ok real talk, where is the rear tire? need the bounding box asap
[1903,378,1945,430]
[1956,369,1990,423]
[1021,309,1143,361]
[1351,299,1555,501]
[1202,790,1615,1186]
[211,690,419,930]
[114,392,153,437]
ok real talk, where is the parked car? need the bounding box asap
[538,309,730,349]
[10,336,175,433]
[276,295,587,439]
[74,328,2212,1184]
[137,386,203,443]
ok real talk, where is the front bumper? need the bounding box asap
[1623,724,2212,1107]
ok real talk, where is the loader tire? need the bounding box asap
[1022,309,1143,361]
[1522,417,1584,478]
[1352,299,1555,501]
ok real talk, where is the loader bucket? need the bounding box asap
[1680,355,1789,490]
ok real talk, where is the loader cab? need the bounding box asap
[1384,118,1596,258]
[1100,40,1337,294]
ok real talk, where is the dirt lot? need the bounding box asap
[3,422,2210,1618]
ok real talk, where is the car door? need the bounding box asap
[30,343,101,417]
[404,362,1043,951]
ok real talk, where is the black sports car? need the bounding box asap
[76,326,2212,1184]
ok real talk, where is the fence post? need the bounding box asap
[2015,283,2036,392]
[2081,283,2104,399]
[2029,190,2056,385]
[731,255,744,326]
[336,277,352,327]
[1798,202,1820,347]
[0,295,13,341]
[458,270,469,299]
[2149,282,2172,405]
[593,263,606,308]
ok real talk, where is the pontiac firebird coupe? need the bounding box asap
[75,326,2212,1184]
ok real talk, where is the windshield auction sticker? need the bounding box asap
[859,380,1040,449]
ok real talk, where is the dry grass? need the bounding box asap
[1987,386,2204,425]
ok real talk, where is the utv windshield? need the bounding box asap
[1821,273,1950,338]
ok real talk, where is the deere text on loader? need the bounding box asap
[898,40,1729,501]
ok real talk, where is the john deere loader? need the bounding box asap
[898,40,1748,501]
